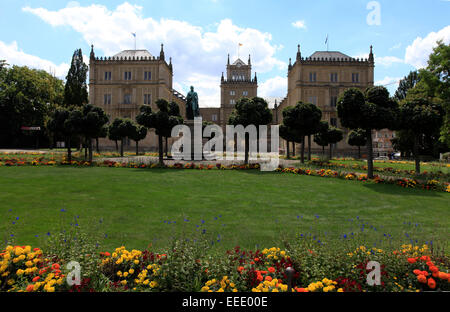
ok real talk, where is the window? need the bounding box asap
[124,71,132,80]
[144,94,151,105]
[230,90,235,96]
[330,118,337,127]
[330,96,337,107]
[103,94,111,105]
[144,71,151,80]
[104,72,111,81]
[212,114,217,122]
[243,91,248,96]
[230,99,236,105]
[309,72,317,82]
[307,96,317,105]
[124,94,131,104]
[330,73,338,82]
[352,73,359,83]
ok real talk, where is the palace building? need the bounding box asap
[88,44,186,151]
[275,45,376,157]
[200,54,258,129]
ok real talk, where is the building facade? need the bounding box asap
[200,55,258,129]
[276,45,376,157]
[88,44,186,151]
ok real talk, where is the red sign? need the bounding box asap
[21,126,41,131]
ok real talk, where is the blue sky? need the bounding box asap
[1,0,449,107]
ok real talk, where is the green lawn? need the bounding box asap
[1,166,449,252]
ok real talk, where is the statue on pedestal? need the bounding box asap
[186,86,200,120]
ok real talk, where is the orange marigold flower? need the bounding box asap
[32,276,40,282]
[237,266,244,273]
[413,269,421,275]
[407,258,417,264]
[52,263,60,270]
[265,276,272,282]
[26,284,34,292]
[295,287,309,292]
[268,267,276,273]
[257,274,263,282]
[438,272,448,280]
[427,278,436,289]
[429,266,439,273]
[254,258,260,262]
[417,275,427,284]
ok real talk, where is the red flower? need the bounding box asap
[407,258,417,264]
[427,278,436,289]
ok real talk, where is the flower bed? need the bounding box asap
[1,243,448,292]
[1,155,449,192]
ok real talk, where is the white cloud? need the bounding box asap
[353,53,404,67]
[259,76,287,98]
[22,2,286,107]
[405,25,450,69]
[292,20,306,29]
[389,43,401,51]
[0,40,69,78]
[375,76,402,88]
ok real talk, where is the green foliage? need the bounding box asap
[136,99,183,164]
[64,49,88,107]
[228,97,272,127]
[0,65,64,147]
[347,129,367,148]
[395,71,420,101]
[337,86,399,177]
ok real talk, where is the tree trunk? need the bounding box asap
[413,135,420,174]
[358,146,361,159]
[366,130,374,179]
[158,135,164,166]
[84,140,87,161]
[286,140,290,159]
[322,146,325,157]
[329,144,332,159]
[67,137,72,163]
[96,138,99,153]
[120,138,124,157]
[244,133,249,165]
[292,142,295,156]
[88,138,93,163]
[115,140,118,153]
[165,137,168,157]
[300,136,305,164]
[308,135,311,161]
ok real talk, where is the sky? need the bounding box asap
[1,0,449,107]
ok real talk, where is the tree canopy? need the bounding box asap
[64,49,88,107]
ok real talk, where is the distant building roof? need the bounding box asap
[113,50,153,58]
[309,51,351,59]
[232,58,246,66]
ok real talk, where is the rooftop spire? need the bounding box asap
[369,45,374,63]
[227,54,230,65]
[296,44,301,61]
[90,44,95,60]
[248,54,251,65]
[169,57,172,70]
[160,43,165,61]
[288,57,292,70]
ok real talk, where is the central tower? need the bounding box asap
[219,54,258,127]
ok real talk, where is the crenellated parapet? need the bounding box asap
[94,55,161,62]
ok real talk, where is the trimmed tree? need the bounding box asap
[108,122,121,153]
[130,123,147,155]
[80,104,109,162]
[48,107,83,163]
[64,49,88,107]
[282,102,321,163]
[347,129,368,159]
[136,99,182,165]
[398,95,444,174]
[337,86,399,178]
[327,127,344,159]
[109,118,135,157]
[228,97,272,164]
